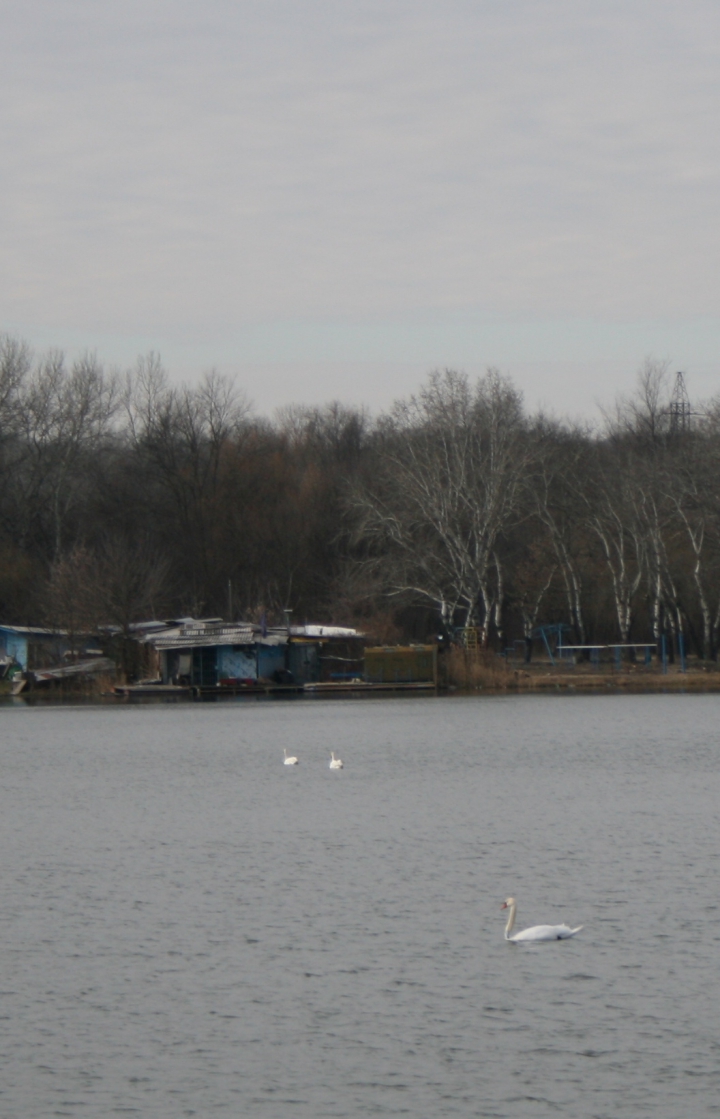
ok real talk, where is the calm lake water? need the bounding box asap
[0,693,719,1118]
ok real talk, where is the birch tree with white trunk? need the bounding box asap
[352,370,530,641]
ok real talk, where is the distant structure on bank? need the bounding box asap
[667,371,693,435]
[665,370,706,435]
[0,617,440,695]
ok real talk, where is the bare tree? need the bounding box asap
[510,538,557,661]
[45,546,101,658]
[0,334,31,418]
[605,358,673,446]
[662,445,720,658]
[125,357,252,599]
[352,370,531,641]
[0,347,120,557]
[534,430,591,644]
[583,444,646,644]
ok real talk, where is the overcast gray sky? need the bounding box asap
[2,0,720,418]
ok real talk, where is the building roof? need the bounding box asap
[150,623,285,650]
[290,625,361,638]
[0,624,68,637]
[145,618,362,650]
[151,624,253,649]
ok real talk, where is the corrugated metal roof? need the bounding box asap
[142,618,361,649]
[290,625,361,638]
[153,626,252,649]
[152,626,286,650]
[0,624,68,637]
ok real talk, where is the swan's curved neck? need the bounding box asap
[504,902,517,939]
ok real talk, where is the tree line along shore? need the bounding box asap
[1,334,719,677]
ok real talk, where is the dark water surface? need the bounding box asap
[1,693,719,1117]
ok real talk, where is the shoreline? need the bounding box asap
[2,668,720,705]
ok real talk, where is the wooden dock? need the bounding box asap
[114,679,435,698]
[304,680,436,694]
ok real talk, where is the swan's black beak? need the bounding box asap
[500,902,508,909]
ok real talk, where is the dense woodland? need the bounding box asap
[2,333,720,659]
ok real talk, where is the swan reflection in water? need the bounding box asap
[501,897,583,943]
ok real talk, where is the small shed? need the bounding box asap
[145,620,365,689]
[0,624,72,672]
[150,622,287,686]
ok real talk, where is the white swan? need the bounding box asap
[501,897,583,943]
[329,752,343,770]
[283,749,299,766]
